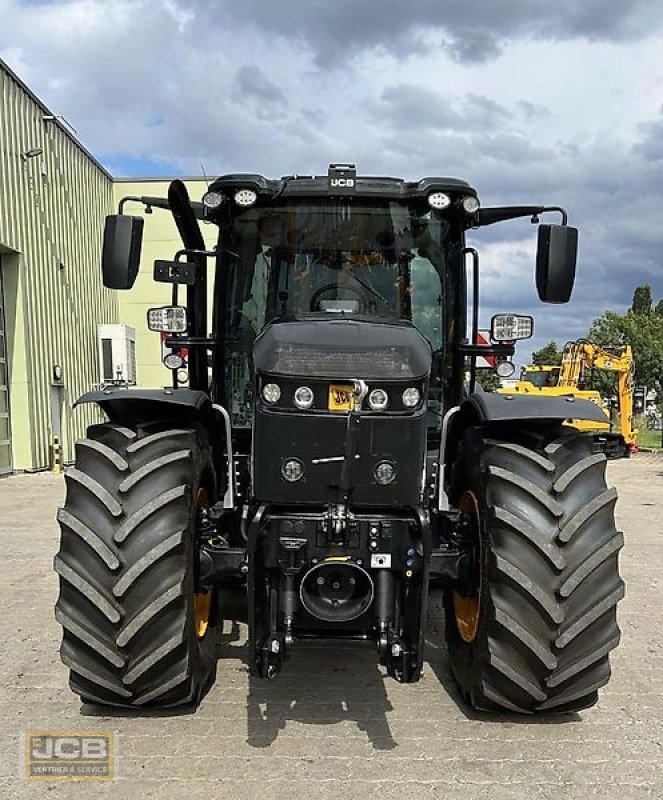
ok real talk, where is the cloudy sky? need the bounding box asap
[3,0,663,363]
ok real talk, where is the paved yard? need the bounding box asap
[0,455,661,799]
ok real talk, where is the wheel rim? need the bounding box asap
[453,490,481,643]
[194,487,213,639]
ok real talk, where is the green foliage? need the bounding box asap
[631,284,652,315]
[655,299,663,317]
[531,341,563,365]
[475,370,501,392]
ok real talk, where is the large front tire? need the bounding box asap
[445,426,624,713]
[55,422,218,707]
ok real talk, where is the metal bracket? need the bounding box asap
[154,259,197,285]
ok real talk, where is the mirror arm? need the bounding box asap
[537,206,568,226]
[117,195,204,219]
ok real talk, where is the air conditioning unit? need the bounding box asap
[98,324,137,386]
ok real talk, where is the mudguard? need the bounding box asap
[76,388,231,503]
[75,387,214,424]
[437,391,611,511]
[463,390,609,425]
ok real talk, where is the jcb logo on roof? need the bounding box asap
[329,178,355,188]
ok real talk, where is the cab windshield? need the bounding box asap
[217,199,456,424]
[522,368,560,387]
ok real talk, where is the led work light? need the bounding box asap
[490,314,534,342]
[147,306,187,333]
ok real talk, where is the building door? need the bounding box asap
[0,265,12,474]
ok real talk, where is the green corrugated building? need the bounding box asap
[0,59,210,472]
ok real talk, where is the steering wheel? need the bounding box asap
[309,283,364,312]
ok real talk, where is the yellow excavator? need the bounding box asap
[501,340,637,457]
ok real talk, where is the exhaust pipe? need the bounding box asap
[300,560,374,623]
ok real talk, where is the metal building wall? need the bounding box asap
[0,60,117,470]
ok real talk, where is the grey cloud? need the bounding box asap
[233,65,287,110]
[634,107,663,161]
[205,0,663,66]
[373,85,512,133]
[443,29,503,64]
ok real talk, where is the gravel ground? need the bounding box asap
[0,454,661,799]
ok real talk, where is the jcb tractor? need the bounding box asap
[55,165,623,713]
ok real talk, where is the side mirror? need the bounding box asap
[102,215,144,290]
[536,224,578,303]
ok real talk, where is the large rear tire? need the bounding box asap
[55,422,218,707]
[445,425,624,713]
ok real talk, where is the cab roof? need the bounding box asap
[208,172,478,201]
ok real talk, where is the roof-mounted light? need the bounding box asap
[202,190,223,209]
[462,195,480,214]
[428,192,451,210]
[234,188,257,207]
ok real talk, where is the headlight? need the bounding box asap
[147,306,187,333]
[202,191,223,209]
[428,192,451,210]
[282,459,304,482]
[368,388,389,411]
[163,352,184,370]
[374,461,396,485]
[294,386,314,409]
[262,383,281,403]
[402,387,421,408]
[234,189,257,207]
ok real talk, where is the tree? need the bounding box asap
[631,285,652,315]
[654,299,663,317]
[531,341,563,365]
[475,369,501,392]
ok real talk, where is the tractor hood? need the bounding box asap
[253,316,432,381]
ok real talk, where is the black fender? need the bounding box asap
[76,387,214,424]
[462,390,609,426]
[438,391,610,509]
[76,387,231,502]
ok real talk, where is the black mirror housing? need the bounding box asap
[102,215,144,290]
[536,224,578,303]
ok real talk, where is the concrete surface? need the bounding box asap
[0,455,661,799]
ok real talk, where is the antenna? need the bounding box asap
[200,162,210,189]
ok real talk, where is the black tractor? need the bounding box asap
[55,164,623,712]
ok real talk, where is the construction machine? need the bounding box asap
[503,340,636,457]
[55,165,623,714]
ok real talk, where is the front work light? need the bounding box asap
[234,189,258,207]
[202,190,223,209]
[490,313,534,342]
[428,192,451,210]
[496,360,516,378]
[147,306,187,333]
[462,196,480,214]
[163,352,185,370]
